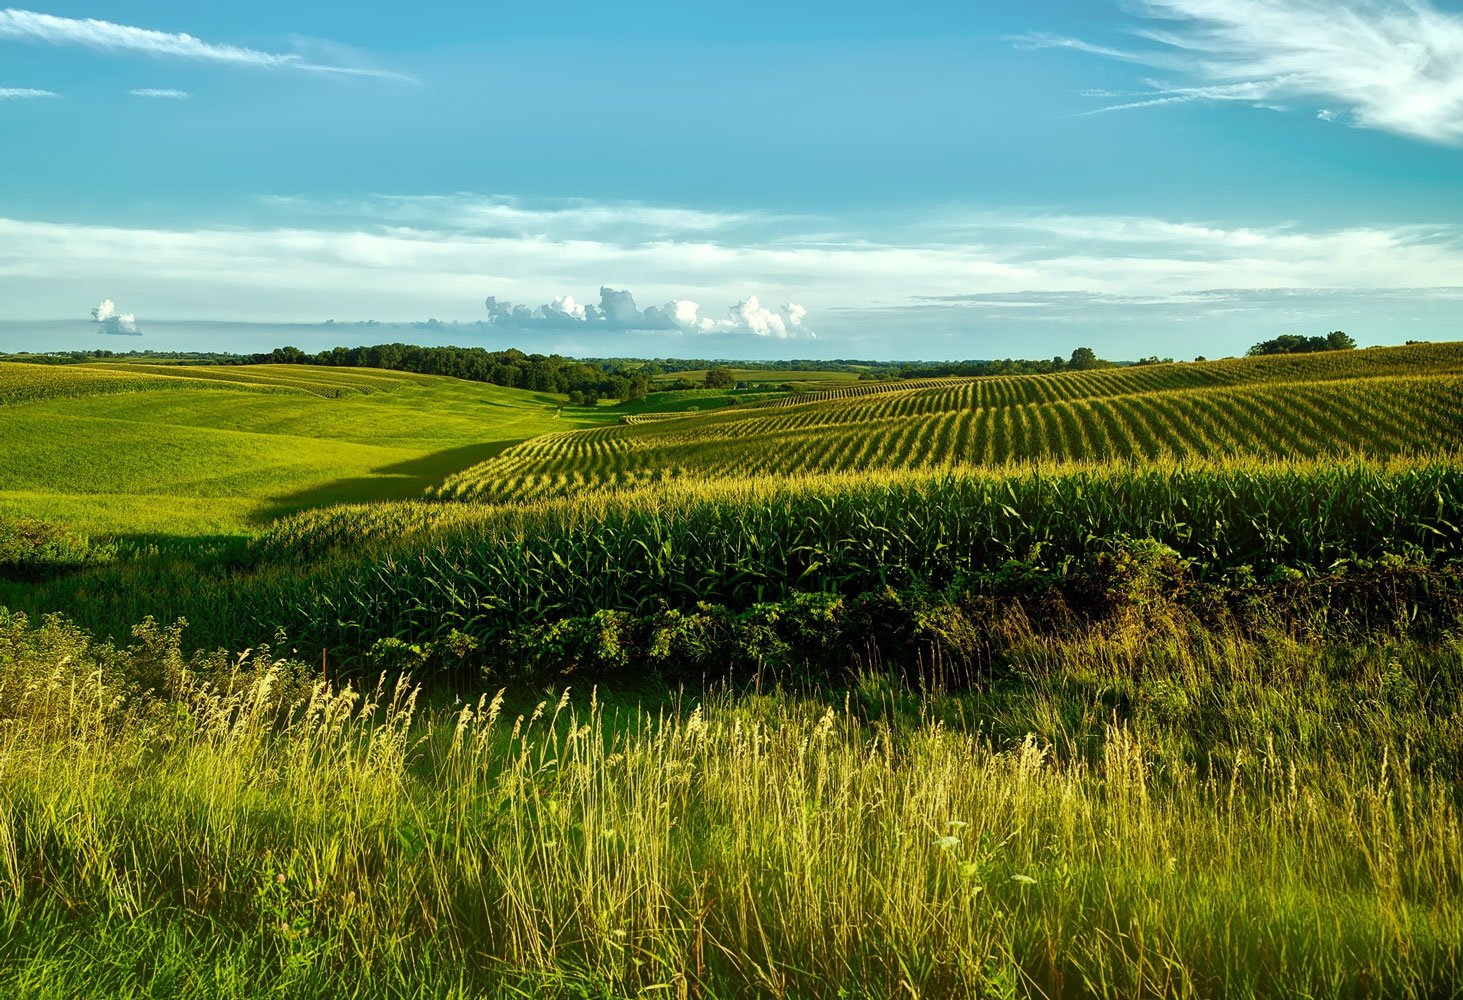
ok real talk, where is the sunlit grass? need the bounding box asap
[0,612,1457,997]
[0,364,587,535]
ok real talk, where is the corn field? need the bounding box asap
[77,460,1448,664]
[434,344,1463,503]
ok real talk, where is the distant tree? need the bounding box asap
[1068,347,1101,371]
[1250,335,1310,356]
[270,346,307,365]
[703,366,736,389]
[1248,332,1357,356]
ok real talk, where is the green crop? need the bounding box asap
[435,343,1463,503]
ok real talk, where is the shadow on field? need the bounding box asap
[252,438,525,525]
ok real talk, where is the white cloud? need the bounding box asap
[0,86,57,98]
[483,287,815,338]
[91,298,140,335]
[722,296,812,338]
[1028,0,1463,145]
[265,194,782,241]
[1,201,1461,345]
[0,8,413,82]
[129,88,190,99]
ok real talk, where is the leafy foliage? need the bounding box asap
[1249,330,1357,355]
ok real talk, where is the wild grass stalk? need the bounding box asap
[0,613,1457,997]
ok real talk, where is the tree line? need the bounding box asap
[1248,332,1356,356]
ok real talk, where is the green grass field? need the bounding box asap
[2,346,1462,998]
[0,362,587,534]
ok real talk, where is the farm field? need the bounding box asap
[2,344,1462,998]
[13,0,1463,991]
[0,362,588,535]
[438,342,1463,502]
[650,367,865,390]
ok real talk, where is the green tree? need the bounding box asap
[1068,347,1100,370]
[704,367,736,389]
[1249,333,1355,356]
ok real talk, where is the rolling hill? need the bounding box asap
[434,343,1463,503]
[0,362,589,535]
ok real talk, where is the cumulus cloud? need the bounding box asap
[484,287,814,338]
[1027,0,1463,145]
[130,88,189,99]
[0,8,413,82]
[0,87,57,98]
[91,299,141,336]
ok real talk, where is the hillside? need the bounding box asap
[436,342,1463,502]
[0,362,587,535]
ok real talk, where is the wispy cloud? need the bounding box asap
[0,86,57,98]
[0,8,414,82]
[1026,0,1463,145]
[129,88,190,99]
[261,194,788,240]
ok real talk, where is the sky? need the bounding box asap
[2,1,1462,361]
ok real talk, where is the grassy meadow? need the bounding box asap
[2,345,1462,997]
[0,362,588,535]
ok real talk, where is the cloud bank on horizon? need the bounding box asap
[484,288,813,339]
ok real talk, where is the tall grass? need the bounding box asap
[0,610,1458,997]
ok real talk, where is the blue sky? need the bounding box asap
[2,1,1462,360]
